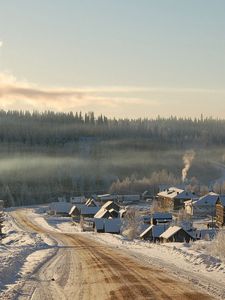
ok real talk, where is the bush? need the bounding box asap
[210,230,225,263]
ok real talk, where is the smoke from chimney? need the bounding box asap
[182,150,195,182]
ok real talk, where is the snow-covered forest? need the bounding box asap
[0,110,224,206]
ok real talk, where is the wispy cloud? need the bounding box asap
[0,72,224,116]
[0,41,3,48]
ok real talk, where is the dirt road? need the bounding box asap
[8,210,213,300]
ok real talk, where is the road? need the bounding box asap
[8,209,213,300]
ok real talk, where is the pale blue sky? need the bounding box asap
[0,0,224,118]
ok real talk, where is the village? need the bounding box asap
[29,185,225,243]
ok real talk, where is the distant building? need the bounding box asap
[157,187,196,210]
[216,196,225,227]
[48,202,73,216]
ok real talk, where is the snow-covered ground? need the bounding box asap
[0,210,57,297]
[1,207,225,299]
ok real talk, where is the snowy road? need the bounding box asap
[3,209,214,300]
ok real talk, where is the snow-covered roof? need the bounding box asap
[195,192,219,207]
[160,226,182,239]
[85,198,99,207]
[94,209,110,219]
[49,202,73,213]
[140,224,168,238]
[157,187,195,200]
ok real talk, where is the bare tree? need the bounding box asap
[121,208,141,240]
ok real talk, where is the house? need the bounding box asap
[185,192,218,216]
[151,212,172,225]
[160,225,195,243]
[48,202,73,216]
[157,187,196,210]
[69,201,99,221]
[216,196,225,227]
[140,224,169,242]
[94,201,120,219]
[94,218,121,234]
[93,201,122,233]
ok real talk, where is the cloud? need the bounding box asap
[0,72,160,112]
[0,41,3,48]
[0,72,224,117]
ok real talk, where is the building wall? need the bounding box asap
[216,203,225,227]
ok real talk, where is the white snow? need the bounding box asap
[1,206,225,299]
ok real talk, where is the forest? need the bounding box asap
[0,110,225,206]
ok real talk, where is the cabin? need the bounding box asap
[151,212,172,225]
[48,202,73,216]
[94,201,120,219]
[160,225,195,243]
[140,224,169,242]
[157,187,196,210]
[94,218,121,234]
[215,196,225,227]
[69,200,99,221]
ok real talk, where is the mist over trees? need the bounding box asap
[0,110,224,206]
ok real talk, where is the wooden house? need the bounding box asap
[160,225,195,243]
[157,187,196,210]
[216,196,225,227]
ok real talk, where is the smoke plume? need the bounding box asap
[182,150,195,182]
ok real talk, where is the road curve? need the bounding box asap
[9,209,213,300]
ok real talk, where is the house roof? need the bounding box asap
[94,209,110,219]
[140,224,168,238]
[80,206,99,216]
[195,192,218,207]
[160,226,183,239]
[157,187,195,200]
[49,202,73,213]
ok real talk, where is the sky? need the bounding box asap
[0,0,224,118]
